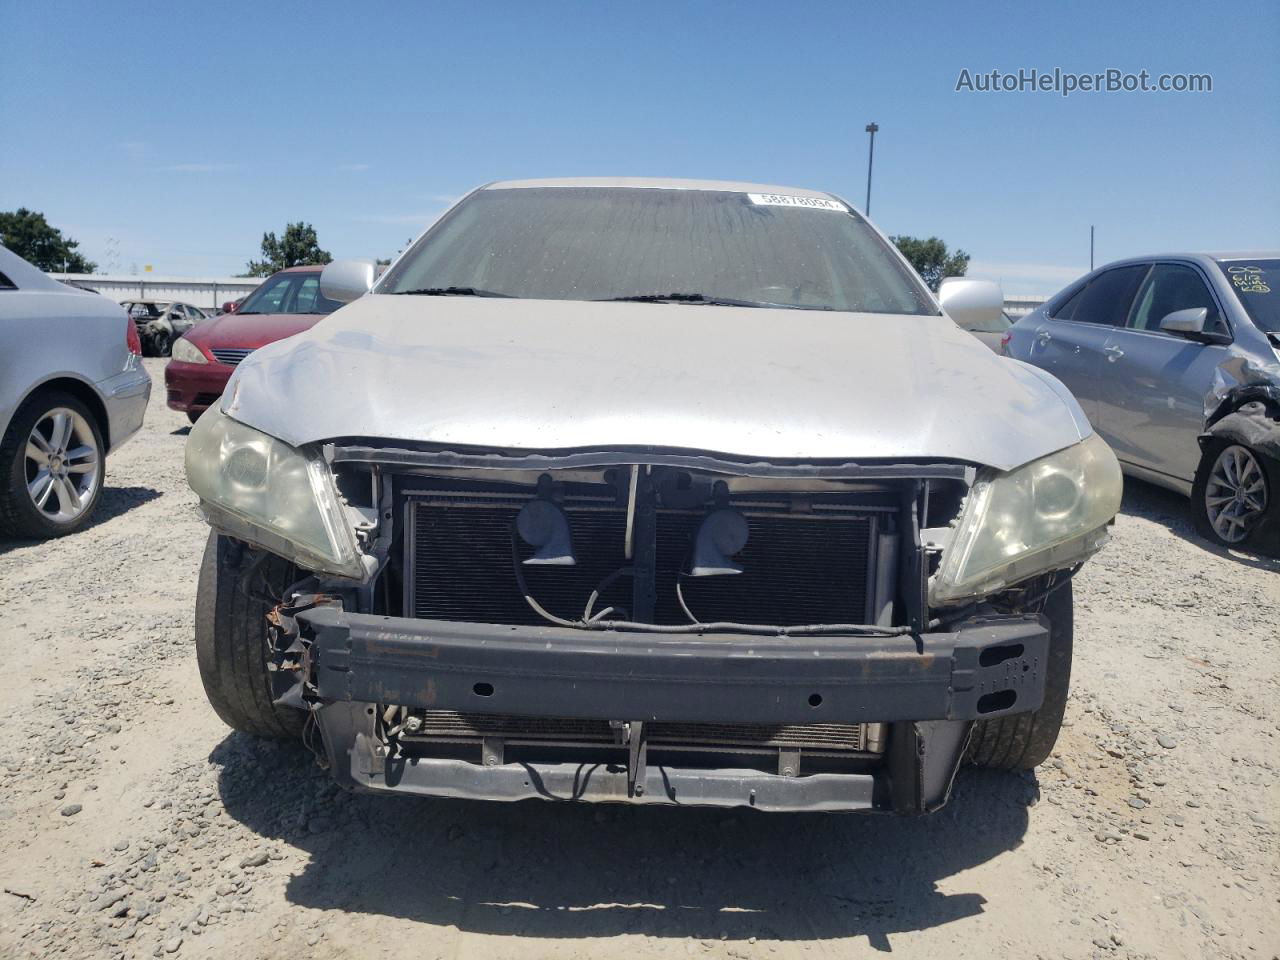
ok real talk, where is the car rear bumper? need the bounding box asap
[163,360,231,413]
[99,366,152,452]
[287,606,1050,813]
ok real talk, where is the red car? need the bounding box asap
[165,266,342,422]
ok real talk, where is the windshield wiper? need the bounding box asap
[393,286,512,298]
[599,292,827,310]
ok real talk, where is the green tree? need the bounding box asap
[244,222,331,277]
[890,235,970,292]
[0,208,97,273]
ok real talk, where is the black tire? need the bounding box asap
[156,332,173,357]
[1192,440,1279,552]
[195,531,306,739]
[0,390,106,539]
[966,580,1073,770]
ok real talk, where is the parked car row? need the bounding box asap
[5,180,1275,820]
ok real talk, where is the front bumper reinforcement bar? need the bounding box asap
[290,607,1050,813]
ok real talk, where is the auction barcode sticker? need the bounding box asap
[748,193,847,212]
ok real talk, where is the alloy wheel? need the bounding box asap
[24,407,100,524]
[1204,444,1268,544]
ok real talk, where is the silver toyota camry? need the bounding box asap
[184,178,1122,814]
[1005,253,1280,550]
[0,245,151,538]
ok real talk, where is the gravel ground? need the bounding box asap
[0,358,1276,960]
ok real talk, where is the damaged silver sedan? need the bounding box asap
[184,178,1122,813]
[1006,253,1280,551]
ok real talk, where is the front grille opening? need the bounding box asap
[401,474,887,627]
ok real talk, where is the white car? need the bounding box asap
[0,245,151,538]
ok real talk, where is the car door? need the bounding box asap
[1026,264,1149,428]
[176,305,196,335]
[1102,261,1233,484]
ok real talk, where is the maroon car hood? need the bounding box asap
[188,311,325,350]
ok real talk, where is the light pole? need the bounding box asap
[864,122,879,215]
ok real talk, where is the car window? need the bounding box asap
[237,272,343,315]
[292,276,325,313]
[379,186,938,315]
[189,306,207,319]
[1049,283,1086,320]
[1129,264,1225,335]
[0,270,16,290]
[1218,259,1280,334]
[1068,265,1149,326]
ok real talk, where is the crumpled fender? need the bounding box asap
[1200,400,1280,461]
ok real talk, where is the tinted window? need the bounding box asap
[1070,266,1149,326]
[1219,259,1280,334]
[1129,264,1225,334]
[237,272,342,315]
[1050,283,1087,320]
[0,271,15,290]
[380,187,937,315]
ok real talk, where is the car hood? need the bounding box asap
[188,310,326,350]
[223,296,1090,471]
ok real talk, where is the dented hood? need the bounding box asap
[222,295,1090,471]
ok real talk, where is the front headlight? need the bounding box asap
[931,432,1122,605]
[171,337,208,364]
[184,405,365,580]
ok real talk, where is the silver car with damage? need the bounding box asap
[1005,253,1280,551]
[185,178,1122,814]
[0,245,151,538]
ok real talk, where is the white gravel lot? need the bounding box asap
[0,358,1276,960]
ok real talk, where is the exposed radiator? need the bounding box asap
[402,710,887,756]
[404,491,877,626]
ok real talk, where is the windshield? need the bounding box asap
[379,187,937,315]
[237,271,342,316]
[1219,259,1280,334]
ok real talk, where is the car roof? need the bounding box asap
[1097,252,1280,270]
[276,265,326,274]
[483,177,839,201]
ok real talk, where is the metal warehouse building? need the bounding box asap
[49,273,263,311]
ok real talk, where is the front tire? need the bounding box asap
[195,532,306,739]
[1193,441,1277,551]
[0,390,105,539]
[966,580,1073,770]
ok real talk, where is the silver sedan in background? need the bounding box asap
[1006,252,1280,550]
[0,245,152,538]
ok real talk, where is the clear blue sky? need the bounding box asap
[2,0,1276,294]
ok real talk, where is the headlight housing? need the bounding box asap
[185,405,365,580]
[931,432,1122,605]
[171,337,208,364]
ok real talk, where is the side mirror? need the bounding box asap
[937,278,1005,333]
[1158,307,1208,336]
[221,301,237,314]
[320,258,376,304]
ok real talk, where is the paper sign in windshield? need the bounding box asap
[747,193,847,212]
